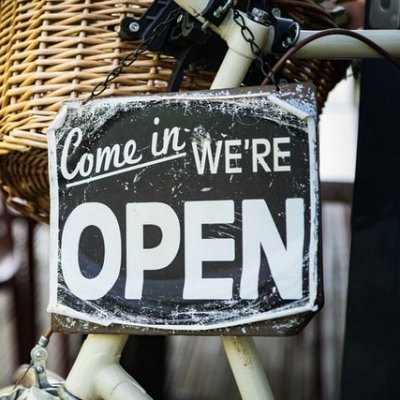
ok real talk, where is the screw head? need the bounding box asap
[251,8,269,24]
[271,8,281,18]
[31,347,47,362]
[129,21,140,33]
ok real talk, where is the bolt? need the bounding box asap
[213,8,222,18]
[34,350,44,359]
[271,8,281,18]
[128,21,140,33]
[32,347,47,362]
[251,8,269,24]
[201,21,210,31]
[177,14,184,24]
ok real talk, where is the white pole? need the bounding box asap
[204,12,276,399]
[222,336,275,400]
[210,49,253,89]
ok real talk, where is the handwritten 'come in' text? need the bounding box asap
[60,119,292,186]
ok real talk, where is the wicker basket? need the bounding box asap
[0,0,348,223]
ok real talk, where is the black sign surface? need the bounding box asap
[48,84,320,333]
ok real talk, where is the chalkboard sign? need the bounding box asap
[48,84,322,335]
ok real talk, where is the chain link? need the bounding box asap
[84,8,181,104]
[231,8,276,85]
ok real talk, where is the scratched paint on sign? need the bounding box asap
[47,84,321,333]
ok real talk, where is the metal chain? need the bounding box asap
[85,6,275,104]
[84,8,181,104]
[231,8,276,85]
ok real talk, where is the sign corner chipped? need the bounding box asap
[47,83,322,335]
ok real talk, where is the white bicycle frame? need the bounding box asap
[54,2,400,399]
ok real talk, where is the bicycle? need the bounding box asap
[0,0,399,399]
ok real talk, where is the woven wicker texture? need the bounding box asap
[0,0,348,222]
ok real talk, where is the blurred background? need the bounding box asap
[0,74,358,400]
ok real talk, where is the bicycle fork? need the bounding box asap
[63,4,275,400]
[62,334,151,400]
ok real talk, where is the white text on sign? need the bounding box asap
[60,199,304,302]
[60,126,292,186]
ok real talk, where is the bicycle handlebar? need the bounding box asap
[296,30,400,59]
[175,0,400,60]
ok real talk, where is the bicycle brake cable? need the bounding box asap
[262,28,400,85]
